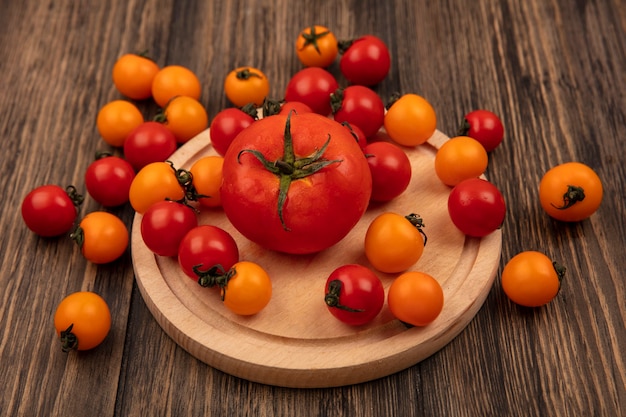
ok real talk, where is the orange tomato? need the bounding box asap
[159,96,208,143]
[190,155,224,208]
[224,66,270,107]
[54,291,111,351]
[151,65,202,108]
[387,271,444,327]
[96,100,144,147]
[364,213,426,273]
[112,53,160,100]
[295,25,339,68]
[435,136,488,186]
[501,251,564,307]
[72,211,129,264]
[384,93,437,146]
[539,162,603,222]
[221,261,272,316]
[128,161,185,214]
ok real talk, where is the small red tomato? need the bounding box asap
[123,121,178,172]
[331,86,385,138]
[21,185,83,237]
[338,35,391,86]
[85,154,135,207]
[178,225,239,281]
[340,121,367,150]
[448,178,506,237]
[324,264,385,326]
[209,107,257,156]
[284,67,339,116]
[141,200,198,257]
[458,109,504,152]
[278,101,313,116]
[364,141,412,202]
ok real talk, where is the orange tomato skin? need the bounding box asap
[129,162,185,214]
[222,261,272,316]
[96,100,144,147]
[112,53,160,100]
[295,25,339,68]
[190,155,224,208]
[76,212,129,264]
[54,291,111,351]
[151,65,202,108]
[539,162,603,222]
[364,213,425,273]
[384,93,437,146]
[161,96,208,143]
[501,251,562,307]
[435,136,488,186]
[224,67,270,107]
[387,271,444,327]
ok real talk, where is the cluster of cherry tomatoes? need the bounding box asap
[21,24,604,352]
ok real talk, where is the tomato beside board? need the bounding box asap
[220,112,372,254]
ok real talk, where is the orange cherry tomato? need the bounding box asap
[189,155,224,208]
[501,251,565,307]
[295,25,339,68]
[221,261,272,316]
[112,53,160,100]
[158,95,208,143]
[364,212,426,273]
[96,100,144,147]
[54,291,111,351]
[539,162,603,222]
[224,66,270,107]
[435,136,488,186]
[387,271,444,327]
[71,211,129,264]
[128,161,185,214]
[384,93,437,146]
[151,65,202,108]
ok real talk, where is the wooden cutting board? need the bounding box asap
[131,127,502,388]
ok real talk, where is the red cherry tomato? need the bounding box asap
[364,141,412,202]
[278,101,313,116]
[448,178,506,237]
[338,35,391,86]
[330,86,385,138]
[324,264,385,326]
[85,154,135,207]
[123,121,178,172]
[209,107,257,156]
[178,225,240,281]
[458,109,504,152]
[21,185,83,237]
[340,121,367,150]
[141,200,198,257]
[284,67,339,116]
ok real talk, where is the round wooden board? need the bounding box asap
[131,127,502,388]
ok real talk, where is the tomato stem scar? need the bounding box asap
[551,185,585,210]
[236,68,262,80]
[405,213,428,246]
[60,324,79,352]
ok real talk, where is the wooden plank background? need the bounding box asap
[0,0,624,416]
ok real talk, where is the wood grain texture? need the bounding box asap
[0,0,624,416]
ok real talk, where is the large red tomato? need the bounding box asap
[221,112,372,254]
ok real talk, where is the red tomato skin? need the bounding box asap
[447,178,506,237]
[364,141,412,202]
[284,67,339,116]
[85,156,135,207]
[462,110,504,152]
[221,113,372,254]
[324,264,385,326]
[178,225,239,280]
[123,122,178,171]
[332,86,385,138]
[209,108,256,156]
[140,201,198,257]
[278,101,313,116]
[339,35,391,86]
[21,185,78,237]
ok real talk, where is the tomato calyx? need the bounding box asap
[457,117,472,137]
[552,261,566,290]
[405,213,428,245]
[236,113,342,230]
[59,323,79,352]
[385,92,402,110]
[261,98,284,117]
[240,102,261,119]
[193,264,236,302]
[329,88,345,114]
[551,185,586,210]
[165,160,208,203]
[299,26,332,54]
[236,68,262,80]
[337,39,356,54]
[65,185,85,209]
[340,121,361,145]
[324,280,364,312]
